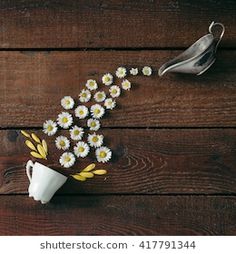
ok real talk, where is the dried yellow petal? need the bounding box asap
[42,140,48,155]
[21,130,30,138]
[72,175,86,181]
[31,133,41,143]
[25,140,37,151]
[83,163,96,172]
[37,144,47,159]
[30,151,43,159]
[93,170,107,175]
[79,172,94,178]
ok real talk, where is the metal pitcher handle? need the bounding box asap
[209,21,225,50]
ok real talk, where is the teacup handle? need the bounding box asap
[26,160,34,183]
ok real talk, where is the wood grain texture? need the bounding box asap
[0,0,235,48]
[0,50,236,128]
[0,195,235,235]
[1,129,236,194]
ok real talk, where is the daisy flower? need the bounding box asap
[104,98,116,110]
[95,146,112,163]
[88,133,104,148]
[121,79,131,91]
[142,66,152,76]
[75,105,89,119]
[86,79,98,91]
[109,85,121,98]
[116,67,126,78]
[61,96,75,110]
[102,73,113,86]
[59,152,76,168]
[87,118,101,131]
[57,112,73,129]
[130,68,138,75]
[43,120,57,136]
[79,89,91,103]
[70,126,84,141]
[94,91,106,102]
[90,104,105,119]
[74,141,90,158]
[55,136,70,151]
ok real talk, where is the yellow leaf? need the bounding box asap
[25,140,37,151]
[80,172,94,178]
[42,140,48,155]
[21,130,30,138]
[37,144,47,159]
[30,151,43,159]
[72,175,86,181]
[93,170,107,175]
[83,163,96,172]
[31,133,41,143]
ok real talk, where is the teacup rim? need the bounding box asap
[34,161,67,179]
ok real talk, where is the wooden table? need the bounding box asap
[0,0,236,235]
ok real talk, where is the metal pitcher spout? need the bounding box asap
[158,21,225,76]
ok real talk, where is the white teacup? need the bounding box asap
[26,160,67,204]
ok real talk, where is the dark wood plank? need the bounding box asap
[0,195,235,235]
[0,0,235,48]
[1,129,236,194]
[0,50,236,128]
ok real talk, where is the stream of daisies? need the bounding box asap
[42,66,152,168]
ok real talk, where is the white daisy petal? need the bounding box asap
[43,120,58,136]
[104,98,116,110]
[75,105,89,119]
[61,96,75,110]
[121,79,131,91]
[87,118,101,131]
[142,66,152,76]
[79,89,91,103]
[86,79,98,91]
[74,141,90,158]
[88,133,104,148]
[59,152,76,168]
[130,68,138,75]
[109,85,121,98]
[90,104,105,119]
[102,73,113,86]
[55,136,70,151]
[94,91,106,102]
[95,146,112,163]
[70,126,84,141]
[116,67,127,78]
[57,112,73,129]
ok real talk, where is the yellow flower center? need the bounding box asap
[79,110,84,115]
[59,140,65,147]
[62,117,68,123]
[104,76,110,82]
[47,125,53,131]
[82,93,87,98]
[66,100,70,105]
[78,147,85,153]
[98,93,103,99]
[112,89,117,94]
[92,136,99,143]
[89,81,94,86]
[94,109,101,115]
[74,130,80,136]
[64,156,71,162]
[91,122,96,127]
[99,151,107,158]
